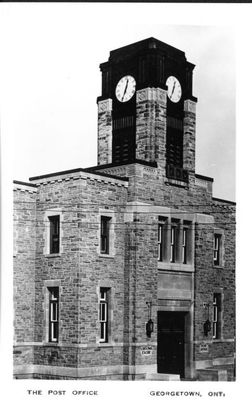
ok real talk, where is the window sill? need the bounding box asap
[44,253,62,258]
[42,342,60,347]
[213,265,224,269]
[98,253,115,259]
[98,342,113,347]
[158,261,194,272]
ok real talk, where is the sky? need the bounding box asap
[0,4,237,202]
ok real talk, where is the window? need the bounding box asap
[170,224,178,263]
[44,210,62,256]
[48,287,59,343]
[158,218,166,261]
[182,227,188,264]
[157,216,193,266]
[49,215,60,254]
[99,288,109,343]
[214,234,221,266]
[158,223,163,261]
[100,216,111,254]
[213,293,222,340]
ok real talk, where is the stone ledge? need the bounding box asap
[165,178,188,188]
[196,368,228,381]
[28,170,128,188]
[158,262,194,273]
[13,181,37,193]
[14,341,157,348]
[13,363,157,379]
[195,356,234,370]
[146,373,180,381]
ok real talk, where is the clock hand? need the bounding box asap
[171,81,176,98]
[122,79,129,101]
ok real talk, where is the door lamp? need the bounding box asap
[203,303,211,336]
[146,301,154,338]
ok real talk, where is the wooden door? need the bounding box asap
[157,311,185,377]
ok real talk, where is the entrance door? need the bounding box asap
[157,311,185,377]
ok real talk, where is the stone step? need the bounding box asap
[146,373,180,381]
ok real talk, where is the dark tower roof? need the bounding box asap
[109,37,187,63]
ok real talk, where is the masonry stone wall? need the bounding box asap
[183,100,196,173]
[97,99,113,165]
[136,88,167,174]
[14,172,131,377]
[97,162,235,379]
[13,186,37,367]
[14,163,235,380]
[124,214,158,369]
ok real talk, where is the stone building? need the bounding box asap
[13,37,235,381]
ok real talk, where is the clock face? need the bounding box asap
[166,76,182,103]
[115,75,136,102]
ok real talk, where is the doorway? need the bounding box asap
[157,311,186,377]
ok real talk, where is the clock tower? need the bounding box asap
[97,37,197,182]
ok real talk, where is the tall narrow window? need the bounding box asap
[99,288,109,343]
[182,227,188,264]
[214,234,221,266]
[49,215,60,254]
[213,293,222,340]
[48,287,59,343]
[170,225,176,262]
[100,216,111,254]
[158,218,167,261]
[158,223,163,261]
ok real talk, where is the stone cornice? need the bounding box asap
[13,181,37,193]
[29,170,128,188]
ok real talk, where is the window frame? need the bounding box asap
[100,216,111,255]
[182,226,188,264]
[213,293,222,340]
[48,215,60,254]
[48,287,59,343]
[213,233,222,266]
[157,223,163,261]
[158,217,167,261]
[157,212,194,268]
[44,209,63,256]
[170,222,179,263]
[99,288,109,343]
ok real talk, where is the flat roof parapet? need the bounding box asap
[29,168,129,187]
